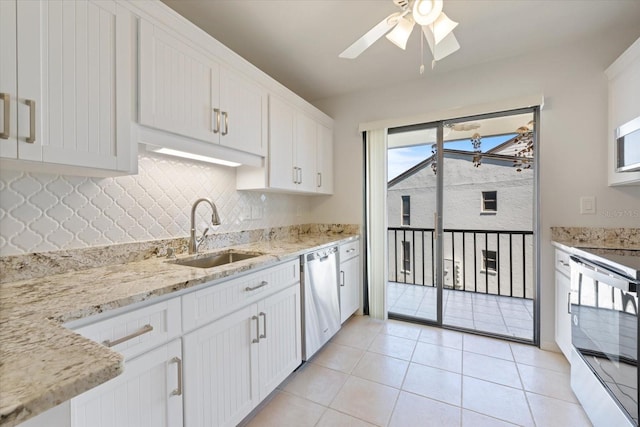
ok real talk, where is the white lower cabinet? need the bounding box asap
[71,339,183,427]
[339,240,360,324]
[183,283,301,427]
[554,248,572,360]
[19,260,302,427]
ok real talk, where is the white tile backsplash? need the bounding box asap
[0,152,309,256]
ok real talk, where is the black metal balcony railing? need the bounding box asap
[388,227,534,299]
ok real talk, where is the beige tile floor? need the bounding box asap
[240,315,592,427]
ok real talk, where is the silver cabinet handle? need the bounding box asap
[102,324,153,347]
[170,356,183,396]
[26,99,36,143]
[346,248,356,253]
[558,259,570,267]
[567,292,571,314]
[252,315,260,343]
[0,93,9,139]
[340,270,345,287]
[246,280,268,292]
[297,167,302,184]
[317,172,322,188]
[221,111,228,136]
[259,312,266,339]
[213,108,221,134]
[292,167,298,184]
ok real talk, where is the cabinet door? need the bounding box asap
[18,1,134,171]
[71,339,183,427]
[268,96,296,190]
[14,0,42,162]
[316,123,333,194]
[340,256,360,324]
[257,284,302,400]
[295,112,317,192]
[139,20,218,144]
[219,67,266,156]
[0,0,17,159]
[555,270,572,360]
[183,304,259,427]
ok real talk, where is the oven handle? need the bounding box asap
[569,255,637,292]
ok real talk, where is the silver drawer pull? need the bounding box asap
[252,315,260,343]
[340,270,345,287]
[170,356,183,396]
[259,312,266,339]
[213,108,221,134]
[0,93,9,139]
[26,99,36,143]
[346,248,356,253]
[245,281,268,292]
[221,111,228,136]
[102,324,153,347]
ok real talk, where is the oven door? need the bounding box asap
[570,255,639,425]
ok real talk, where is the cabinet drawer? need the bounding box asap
[182,259,300,332]
[340,240,360,261]
[73,298,181,360]
[555,249,571,277]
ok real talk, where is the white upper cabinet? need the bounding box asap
[268,96,296,190]
[138,20,266,158]
[138,20,217,145]
[316,123,334,194]
[219,67,267,156]
[0,0,135,176]
[237,95,334,195]
[294,112,318,193]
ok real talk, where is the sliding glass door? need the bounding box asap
[386,108,537,342]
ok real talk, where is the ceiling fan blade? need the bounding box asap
[339,12,401,59]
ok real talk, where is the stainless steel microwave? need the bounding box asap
[616,116,640,172]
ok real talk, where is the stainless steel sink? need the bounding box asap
[169,251,263,269]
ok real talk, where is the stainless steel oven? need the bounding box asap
[570,253,640,426]
[616,116,640,173]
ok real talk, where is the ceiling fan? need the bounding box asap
[339,0,460,69]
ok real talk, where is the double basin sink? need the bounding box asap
[169,250,263,269]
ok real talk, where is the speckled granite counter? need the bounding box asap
[0,232,358,427]
[551,226,640,250]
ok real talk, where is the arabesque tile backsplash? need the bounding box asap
[0,152,309,256]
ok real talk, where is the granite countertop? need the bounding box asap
[0,233,358,427]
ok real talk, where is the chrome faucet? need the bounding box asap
[189,198,221,254]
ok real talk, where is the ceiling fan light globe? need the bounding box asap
[432,12,458,45]
[422,25,460,61]
[412,0,443,26]
[385,17,415,50]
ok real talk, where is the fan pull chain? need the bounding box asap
[420,31,425,74]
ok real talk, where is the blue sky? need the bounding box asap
[387,134,515,180]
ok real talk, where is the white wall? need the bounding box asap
[310,27,640,349]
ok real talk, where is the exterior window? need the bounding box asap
[401,195,410,226]
[482,191,497,212]
[482,250,497,272]
[402,241,411,272]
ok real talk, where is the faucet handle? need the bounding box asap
[197,227,210,243]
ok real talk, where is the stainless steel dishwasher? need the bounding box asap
[301,246,341,360]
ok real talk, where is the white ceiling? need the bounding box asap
[161,0,640,103]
